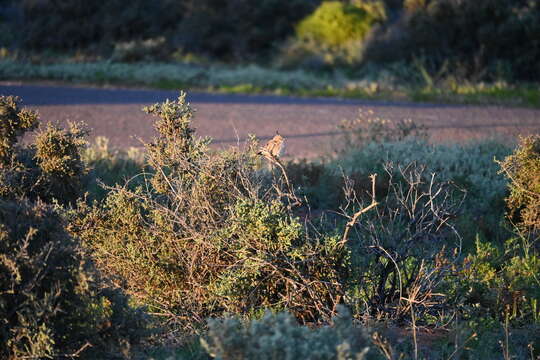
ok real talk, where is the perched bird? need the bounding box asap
[258,132,285,161]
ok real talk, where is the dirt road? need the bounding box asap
[1,82,539,158]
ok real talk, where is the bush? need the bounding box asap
[334,139,511,245]
[0,96,88,205]
[280,0,385,67]
[74,92,348,329]
[499,135,540,235]
[0,95,38,163]
[457,236,540,325]
[19,0,171,52]
[172,0,320,62]
[0,196,148,359]
[363,0,540,81]
[201,306,370,360]
[0,95,149,358]
[343,163,464,320]
[15,0,319,62]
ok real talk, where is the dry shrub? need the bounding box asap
[343,162,464,321]
[75,92,348,329]
[338,108,427,152]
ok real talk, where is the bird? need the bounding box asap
[258,132,285,161]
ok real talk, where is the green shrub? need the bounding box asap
[19,0,170,52]
[281,0,385,67]
[16,0,319,61]
[201,306,370,360]
[456,235,540,326]
[0,198,148,359]
[0,95,149,358]
[75,92,348,329]
[0,95,38,163]
[499,135,540,234]
[0,96,88,206]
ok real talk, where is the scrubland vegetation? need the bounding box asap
[1,0,539,357]
[1,93,540,359]
[0,0,538,106]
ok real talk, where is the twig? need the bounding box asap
[341,174,378,244]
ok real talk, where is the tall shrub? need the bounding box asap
[0,95,148,359]
[75,92,348,328]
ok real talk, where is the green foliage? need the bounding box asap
[75,93,347,329]
[0,198,148,359]
[0,95,150,358]
[16,0,319,61]
[282,0,385,67]
[201,306,370,360]
[0,95,38,163]
[0,97,88,206]
[19,0,170,51]
[335,139,511,244]
[456,236,540,326]
[499,135,540,234]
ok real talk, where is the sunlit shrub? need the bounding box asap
[0,95,38,163]
[75,93,348,329]
[0,96,88,205]
[201,306,370,360]
[280,0,385,67]
[0,95,149,358]
[499,135,540,234]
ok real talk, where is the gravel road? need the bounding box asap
[1,82,539,158]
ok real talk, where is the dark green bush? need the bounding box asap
[19,0,171,52]
[16,0,319,61]
[0,198,148,359]
[364,0,540,81]
[173,0,320,62]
